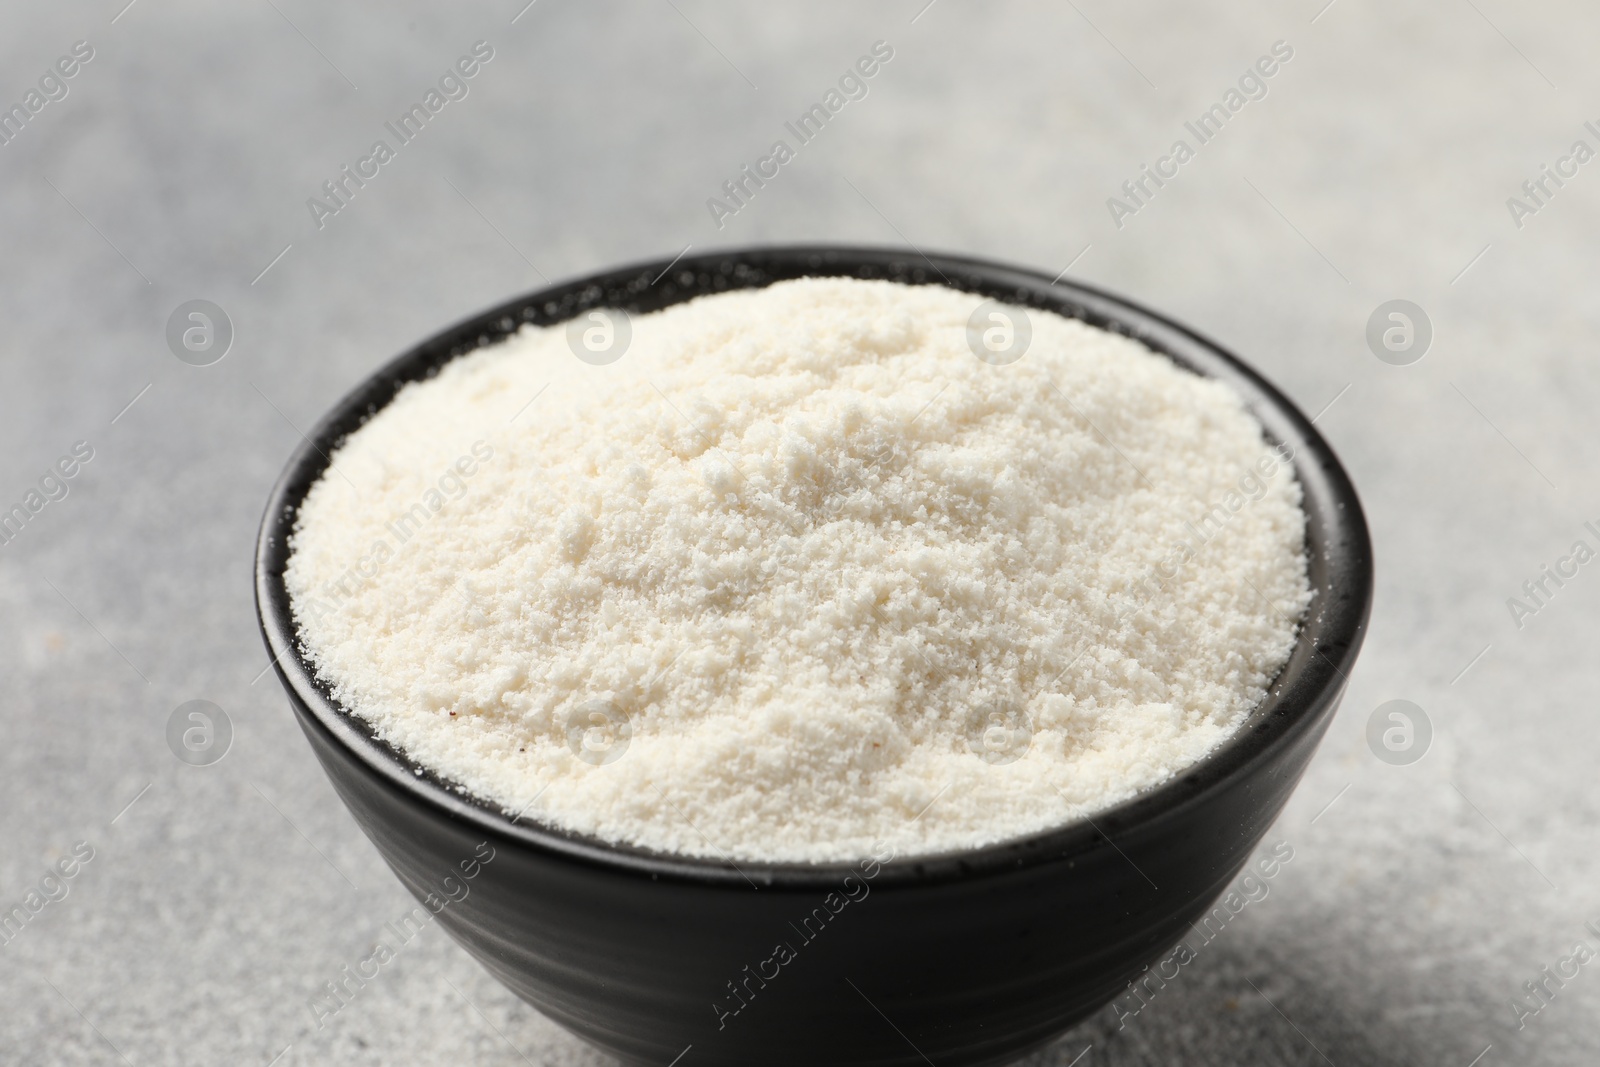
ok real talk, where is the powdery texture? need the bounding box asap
[285,278,1311,863]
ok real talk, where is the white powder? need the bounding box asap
[286,278,1310,863]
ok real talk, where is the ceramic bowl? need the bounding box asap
[254,246,1372,1067]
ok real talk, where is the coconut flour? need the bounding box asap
[285,277,1311,863]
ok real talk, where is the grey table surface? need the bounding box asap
[1,1,1595,1064]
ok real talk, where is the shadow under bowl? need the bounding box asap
[254,246,1372,1067]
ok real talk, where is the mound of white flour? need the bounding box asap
[286,277,1310,863]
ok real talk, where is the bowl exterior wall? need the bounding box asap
[290,679,1344,1067]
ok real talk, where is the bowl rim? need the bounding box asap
[254,243,1372,890]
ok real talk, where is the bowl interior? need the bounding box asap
[254,244,1372,889]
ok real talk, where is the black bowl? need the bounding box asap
[254,246,1372,1067]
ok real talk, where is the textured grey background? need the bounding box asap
[0,0,1594,1064]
